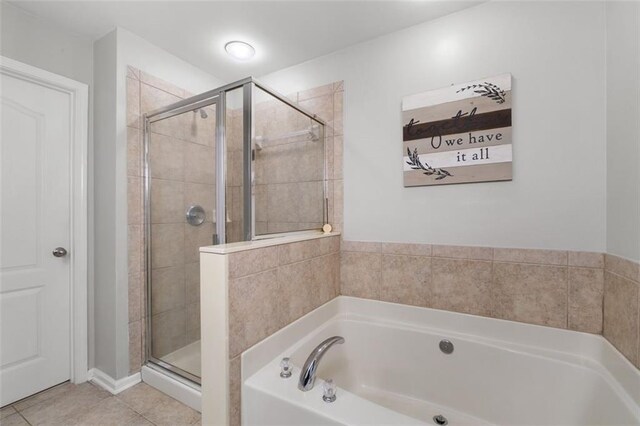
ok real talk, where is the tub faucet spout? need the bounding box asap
[298,336,345,392]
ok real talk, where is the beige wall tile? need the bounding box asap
[151,308,186,358]
[299,94,333,123]
[332,91,343,136]
[333,135,343,180]
[184,222,214,264]
[325,135,334,181]
[140,71,185,98]
[266,181,324,224]
[603,271,639,366]
[381,242,431,256]
[150,224,184,269]
[141,83,182,116]
[493,248,567,265]
[278,258,319,322]
[185,262,200,305]
[342,240,381,253]
[380,255,430,306]
[184,183,215,223]
[228,246,278,278]
[568,267,604,334]
[128,224,143,276]
[229,356,241,426]
[127,77,140,128]
[429,258,493,316]
[128,272,142,323]
[149,133,185,181]
[128,321,142,374]
[127,127,142,176]
[333,180,343,232]
[127,66,140,80]
[319,235,341,255]
[185,302,200,344]
[605,254,640,283]
[277,238,326,265]
[151,266,185,314]
[298,83,334,102]
[150,179,184,224]
[229,269,281,357]
[340,251,381,299]
[568,251,605,268]
[492,263,568,328]
[127,177,142,225]
[432,244,493,261]
[184,142,215,184]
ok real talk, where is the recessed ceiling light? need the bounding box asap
[224,41,255,61]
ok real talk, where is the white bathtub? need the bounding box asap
[242,297,640,426]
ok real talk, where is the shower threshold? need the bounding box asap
[162,340,201,378]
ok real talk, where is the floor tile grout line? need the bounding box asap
[17,410,32,426]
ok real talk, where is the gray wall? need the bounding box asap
[0,1,97,369]
[606,1,640,263]
[260,1,608,253]
[93,31,119,378]
[92,27,224,379]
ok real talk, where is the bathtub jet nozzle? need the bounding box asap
[298,336,345,392]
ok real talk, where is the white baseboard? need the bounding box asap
[88,368,141,395]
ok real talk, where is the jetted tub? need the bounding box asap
[242,297,640,425]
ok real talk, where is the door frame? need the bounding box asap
[1,56,89,384]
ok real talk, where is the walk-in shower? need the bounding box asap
[142,78,327,387]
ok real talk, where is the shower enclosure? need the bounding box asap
[143,78,326,385]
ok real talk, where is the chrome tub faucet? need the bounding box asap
[298,336,345,391]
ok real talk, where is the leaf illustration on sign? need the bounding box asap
[456,82,506,104]
[406,147,452,180]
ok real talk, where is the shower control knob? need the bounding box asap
[322,379,337,402]
[280,357,292,378]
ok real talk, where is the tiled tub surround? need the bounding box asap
[604,254,640,368]
[200,233,340,426]
[126,71,344,374]
[340,241,640,370]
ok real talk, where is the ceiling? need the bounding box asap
[10,1,483,81]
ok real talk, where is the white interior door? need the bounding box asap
[0,68,73,406]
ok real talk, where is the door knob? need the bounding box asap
[52,247,68,257]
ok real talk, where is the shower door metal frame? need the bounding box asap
[143,94,222,386]
[141,77,327,386]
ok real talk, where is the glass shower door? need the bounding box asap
[145,101,217,383]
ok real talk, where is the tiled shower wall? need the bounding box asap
[253,84,343,234]
[340,241,640,369]
[127,66,216,371]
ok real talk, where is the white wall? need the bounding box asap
[0,2,93,85]
[93,27,224,380]
[606,1,640,263]
[260,1,607,252]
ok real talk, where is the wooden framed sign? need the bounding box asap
[402,73,512,186]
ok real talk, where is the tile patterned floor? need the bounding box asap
[1,382,200,426]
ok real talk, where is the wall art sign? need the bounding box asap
[402,73,512,186]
